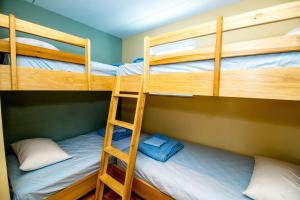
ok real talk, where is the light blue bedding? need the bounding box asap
[119,134,254,200]
[117,51,300,76]
[139,134,184,162]
[4,55,118,76]
[6,131,132,200]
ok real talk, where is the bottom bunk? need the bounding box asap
[6,131,133,200]
[117,133,254,200]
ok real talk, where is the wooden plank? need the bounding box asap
[47,172,98,200]
[220,67,300,101]
[85,39,91,90]
[223,0,300,32]
[0,40,85,64]
[9,14,17,90]
[149,0,300,47]
[149,72,213,96]
[111,165,173,200]
[115,94,139,98]
[111,120,134,130]
[144,37,150,92]
[0,13,9,28]
[119,75,141,92]
[149,35,300,65]
[0,98,10,200]
[91,75,114,91]
[15,16,86,47]
[104,146,129,163]
[149,21,216,47]
[0,65,12,90]
[99,174,124,197]
[213,16,223,96]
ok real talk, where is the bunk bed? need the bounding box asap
[111,1,300,200]
[0,13,115,91]
[1,0,300,199]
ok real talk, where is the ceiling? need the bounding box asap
[23,0,239,38]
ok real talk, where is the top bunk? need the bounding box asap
[0,1,300,102]
[0,13,114,91]
[118,0,300,101]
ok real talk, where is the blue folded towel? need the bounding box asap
[98,126,132,141]
[138,133,184,162]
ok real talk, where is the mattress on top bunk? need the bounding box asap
[3,55,118,76]
[6,131,133,200]
[118,133,254,200]
[117,51,300,76]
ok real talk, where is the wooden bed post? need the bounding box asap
[85,39,91,90]
[143,36,150,93]
[9,14,17,90]
[213,16,223,96]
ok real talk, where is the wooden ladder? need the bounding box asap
[95,76,146,200]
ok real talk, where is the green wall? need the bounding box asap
[1,92,111,152]
[0,0,122,64]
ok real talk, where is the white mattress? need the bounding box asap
[117,52,300,76]
[118,133,254,200]
[6,131,132,200]
[4,55,117,76]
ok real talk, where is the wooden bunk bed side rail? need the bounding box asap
[0,40,85,65]
[150,34,300,65]
[0,13,85,47]
[0,13,95,91]
[46,171,98,200]
[0,65,114,91]
[149,0,300,47]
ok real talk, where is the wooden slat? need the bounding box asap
[149,0,300,47]
[99,174,124,197]
[0,65,11,90]
[91,75,114,91]
[0,40,85,64]
[213,16,223,96]
[119,75,141,92]
[149,35,300,65]
[223,0,300,32]
[149,72,213,96]
[111,120,134,130]
[9,14,17,90]
[47,172,98,200]
[0,13,9,28]
[15,18,86,47]
[115,94,139,98]
[85,39,91,90]
[104,146,129,163]
[144,37,150,92]
[220,67,300,101]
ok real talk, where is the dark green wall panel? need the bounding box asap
[1,92,110,151]
[0,0,122,64]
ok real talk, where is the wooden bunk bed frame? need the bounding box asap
[0,13,114,91]
[1,1,300,200]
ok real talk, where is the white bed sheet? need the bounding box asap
[4,55,118,76]
[6,131,132,200]
[118,133,254,200]
[117,52,300,76]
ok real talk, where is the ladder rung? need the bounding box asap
[115,93,139,98]
[99,174,124,197]
[104,146,129,163]
[111,120,134,130]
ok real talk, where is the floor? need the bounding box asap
[81,188,143,200]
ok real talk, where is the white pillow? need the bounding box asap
[285,27,300,36]
[11,138,71,171]
[244,156,300,200]
[3,37,59,50]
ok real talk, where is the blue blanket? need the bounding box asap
[98,126,132,141]
[138,133,184,162]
